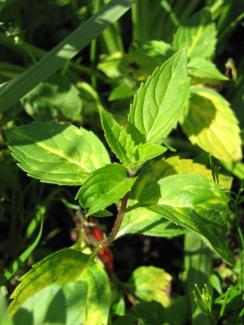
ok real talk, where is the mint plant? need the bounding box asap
[4,47,236,322]
[0,1,243,324]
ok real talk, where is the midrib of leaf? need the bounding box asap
[187,25,204,57]
[0,0,135,113]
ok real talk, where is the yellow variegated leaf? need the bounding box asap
[131,156,232,202]
[182,87,242,163]
[128,266,172,307]
[7,122,110,185]
[119,156,231,240]
[137,173,234,264]
[117,206,186,238]
[9,249,111,325]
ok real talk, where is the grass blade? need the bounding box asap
[0,0,135,113]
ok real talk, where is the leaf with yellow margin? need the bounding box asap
[182,87,242,163]
[9,248,111,325]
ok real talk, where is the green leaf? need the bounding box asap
[136,40,174,61]
[172,9,217,59]
[100,108,166,170]
[98,52,123,79]
[117,156,231,239]
[222,161,244,180]
[109,84,134,101]
[22,75,83,122]
[131,156,232,199]
[9,248,111,325]
[13,282,88,325]
[135,142,167,165]
[117,206,186,238]
[138,173,234,264]
[0,0,136,113]
[100,108,136,168]
[183,232,213,324]
[143,173,221,211]
[121,40,175,80]
[188,58,228,83]
[128,49,190,144]
[163,296,189,325]
[75,164,135,216]
[128,266,172,307]
[0,293,13,325]
[131,301,164,325]
[6,121,110,185]
[182,87,242,163]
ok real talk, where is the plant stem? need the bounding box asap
[82,194,128,266]
[89,193,128,248]
[102,193,128,247]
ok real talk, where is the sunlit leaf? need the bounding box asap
[136,40,173,61]
[222,161,244,180]
[173,9,217,59]
[128,266,172,307]
[137,173,233,264]
[118,156,231,239]
[7,122,110,185]
[131,156,232,200]
[98,52,123,79]
[121,40,175,80]
[128,49,189,144]
[188,58,228,83]
[117,206,186,238]
[76,164,135,216]
[22,75,83,122]
[135,142,167,165]
[100,108,166,171]
[13,282,87,325]
[182,87,242,163]
[0,293,13,325]
[9,248,111,325]
[100,108,136,167]
[109,84,134,101]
